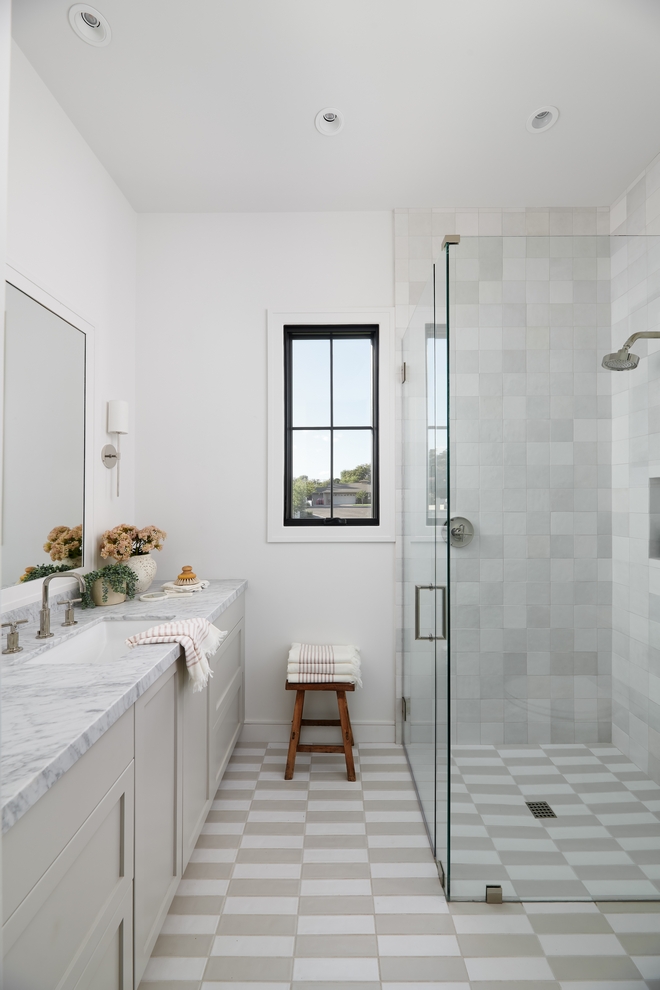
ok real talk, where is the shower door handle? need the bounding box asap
[414,584,447,642]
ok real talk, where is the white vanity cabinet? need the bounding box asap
[2,710,135,990]
[132,595,245,987]
[2,589,245,990]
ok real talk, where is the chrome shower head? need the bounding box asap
[602,347,640,371]
[602,330,660,370]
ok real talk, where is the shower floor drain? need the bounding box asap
[526,800,556,819]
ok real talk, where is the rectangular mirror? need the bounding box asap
[2,282,86,588]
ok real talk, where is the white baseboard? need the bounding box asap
[240,720,396,744]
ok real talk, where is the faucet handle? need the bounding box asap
[2,619,27,654]
[57,598,82,628]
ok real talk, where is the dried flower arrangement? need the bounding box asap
[43,524,83,562]
[100,524,167,562]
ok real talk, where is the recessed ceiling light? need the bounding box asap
[526,105,559,133]
[68,4,111,46]
[315,108,344,136]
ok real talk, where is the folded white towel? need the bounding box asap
[288,643,360,664]
[126,617,226,692]
[286,642,362,689]
[287,672,363,687]
[287,662,360,675]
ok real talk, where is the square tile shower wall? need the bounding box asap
[450,232,612,745]
[395,208,613,746]
[609,156,660,785]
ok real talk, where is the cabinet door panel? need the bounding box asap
[74,885,133,990]
[182,667,210,868]
[3,763,133,990]
[209,676,242,795]
[134,664,182,987]
[209,621,243,724]
[3,708,133,925]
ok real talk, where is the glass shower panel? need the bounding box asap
[402,271,437,851]
[434,255,450,886]
[402,261,450,882]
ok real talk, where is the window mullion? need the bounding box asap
[330,335,334,520]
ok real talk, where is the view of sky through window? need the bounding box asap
[292,337,373,479]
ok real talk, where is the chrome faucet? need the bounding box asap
[37,573,86,639]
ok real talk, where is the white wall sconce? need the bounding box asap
[101,400,129,496]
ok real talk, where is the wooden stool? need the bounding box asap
[284,682,356,781]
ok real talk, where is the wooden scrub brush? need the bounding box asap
[175,566,198,586]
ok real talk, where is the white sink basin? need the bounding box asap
[27,620,167,665]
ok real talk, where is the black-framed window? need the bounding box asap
[284,325,379,526]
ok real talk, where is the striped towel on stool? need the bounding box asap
[287,642,362,688]
[126,617,227,692]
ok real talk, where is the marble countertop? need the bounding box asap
[1,578,247,833]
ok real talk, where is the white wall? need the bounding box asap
[136,212,395,739]
[6,44,137,569]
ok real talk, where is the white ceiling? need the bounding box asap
[11,0,660,212]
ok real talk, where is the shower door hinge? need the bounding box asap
[401,362,407,384]
[402,696,410,721]
[437,860,445,888]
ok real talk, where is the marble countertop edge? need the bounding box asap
[1,579,247,833]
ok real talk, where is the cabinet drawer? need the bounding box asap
[3,707,134,925]
[212,594,244,641]
[4,762,134,990]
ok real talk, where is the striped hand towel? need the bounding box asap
[126,618,227,692]
[288,643,360,664]
[286,643,362,688]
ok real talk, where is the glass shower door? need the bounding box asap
[402,263,450,883]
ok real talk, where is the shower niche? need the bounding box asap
[650,477,660,559]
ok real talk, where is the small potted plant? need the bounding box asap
[99,524,167,593]
[19,563,76,584]
[82,562,139,608]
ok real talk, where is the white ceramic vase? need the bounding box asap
[126,553,157,593]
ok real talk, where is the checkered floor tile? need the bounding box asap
[451,743,660,901]
[138,742,660,988]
